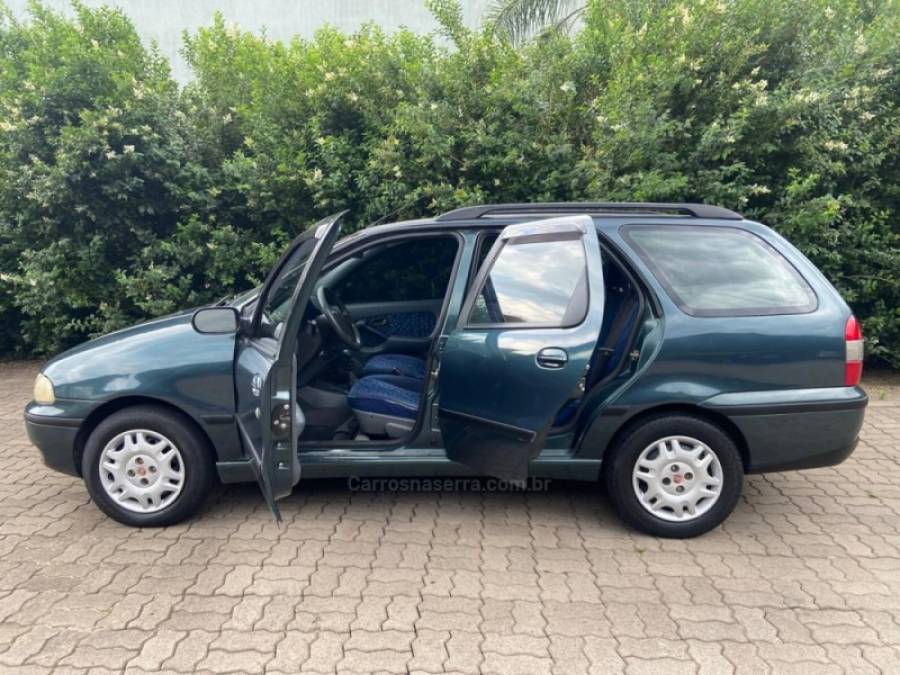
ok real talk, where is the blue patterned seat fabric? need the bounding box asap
[363,353,427,380]
[348,375,422,420]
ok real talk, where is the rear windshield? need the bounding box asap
[623,225,817,316]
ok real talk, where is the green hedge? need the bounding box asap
[1,0,898,364]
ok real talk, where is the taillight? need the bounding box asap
[844,315,863,386]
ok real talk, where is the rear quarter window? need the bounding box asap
[622,225,817,317]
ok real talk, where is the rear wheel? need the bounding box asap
[82,406,214,527]
[605,414,743,538]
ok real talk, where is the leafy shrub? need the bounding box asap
[0,0,898,364]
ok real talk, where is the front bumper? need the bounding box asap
[24,402,88,477]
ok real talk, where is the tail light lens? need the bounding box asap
[844,315,863,386]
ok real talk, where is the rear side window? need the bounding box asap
[623,225,816,316]
[467,236,588,327]
[465,231,500,294]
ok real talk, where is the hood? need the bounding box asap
[42,309,237,401]
[52,309,195,360]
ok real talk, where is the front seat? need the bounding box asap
[362,353,427,380]
[348,375,422,438]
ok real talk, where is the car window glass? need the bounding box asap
[477,233,499,268]
[465,231,500,293]
[338,237,457,304]
[625,226,816,315]
[262,234,318,327]
[468,237,587,326]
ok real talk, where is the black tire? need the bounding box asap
[604,414,743,538]
[82,405,214,527]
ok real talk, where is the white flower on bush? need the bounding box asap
[311,168,323,182]
[106,150,117,160]
[793,90,821,104]
[560,81,576,94]
[123,145,135,154]
[824,140,849,152]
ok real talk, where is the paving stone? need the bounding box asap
[0,362,897,673]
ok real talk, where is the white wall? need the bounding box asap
[6,0,493,82]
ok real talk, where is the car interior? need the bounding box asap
[292,234,458,443]
[292,230,643,446]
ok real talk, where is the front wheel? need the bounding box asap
[82,406,214,527]
[604,414,743,538]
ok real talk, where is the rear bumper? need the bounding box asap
[703,386,867,474]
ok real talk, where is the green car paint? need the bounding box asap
[24,205,867,517]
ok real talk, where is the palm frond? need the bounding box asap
[486,0,584,45]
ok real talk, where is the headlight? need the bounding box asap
[33,374,55,404]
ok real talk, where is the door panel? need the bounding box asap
[438,215,605,483]
[235,212,345,519]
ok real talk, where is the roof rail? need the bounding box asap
[435,202,743,221]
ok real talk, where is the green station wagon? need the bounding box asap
[24,203,868,537]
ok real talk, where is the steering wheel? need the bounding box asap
[316,285,362,350]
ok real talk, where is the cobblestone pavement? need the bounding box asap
[2,361,900,674]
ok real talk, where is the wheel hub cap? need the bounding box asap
[632,435,723,522]
[99,430,185,514]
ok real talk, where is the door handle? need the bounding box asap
[536,347,568,369]
[369,317,389,328]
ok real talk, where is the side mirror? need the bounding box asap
[192,307,239,334]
